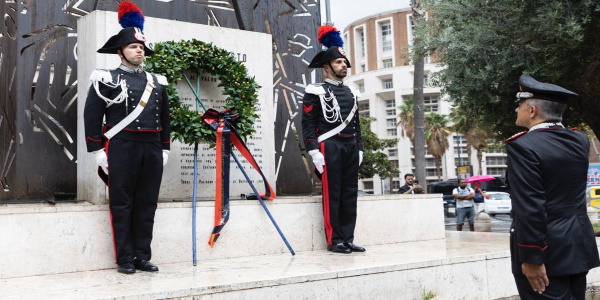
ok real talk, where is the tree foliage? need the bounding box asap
[420,0,600,139]
[424,113,450,179]
[358,117,399,180]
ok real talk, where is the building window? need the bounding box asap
[360,30,365,57]
[486,167,507,176]
[392,180,400,190]
[487,148,504,153]
[387,128,397,136]
[382,79,393,89]
[390,159,399,168]
[425,157,436,167]
[453,135,467,144]
[385,99,396,108]
[455,158,470,166]
[386,118,396,127]
[454,146,468,155]
[363,181,374,190]
[382,58,393,68]
[381,22,392,52]
[358,83,365,93]
[426,168,442,177]
[358,101,369,111]
[386,109,396,116]
[423,95,439,112]
[388,149,397,157]
[360,64,366,72]
[486,156,507,165]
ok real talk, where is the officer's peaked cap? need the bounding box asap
[516,73,579,104]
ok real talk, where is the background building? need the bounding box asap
[342,8,508,194]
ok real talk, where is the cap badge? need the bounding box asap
[134,27,146,42]
[337,46,346,56]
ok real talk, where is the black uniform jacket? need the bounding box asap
[301,82,363,152]
[84,68,171,153]
[506,127,600,276]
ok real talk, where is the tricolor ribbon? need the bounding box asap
[201,108,276,247]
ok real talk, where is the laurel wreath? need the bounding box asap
[144,39,260,145]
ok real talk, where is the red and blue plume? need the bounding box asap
[118,1,145,30]
[317,25,343,48]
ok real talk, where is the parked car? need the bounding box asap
[428,179,458,217]
[483,191,512,216]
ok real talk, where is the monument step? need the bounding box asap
[0,232,566,300]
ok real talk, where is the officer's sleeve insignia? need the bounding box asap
[504,131,527,143]
[156,74,168,86]
[303,104,313,114]
[305,84,326,95]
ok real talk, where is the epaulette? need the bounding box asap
[348,85,362,98]
[89,69,114,83]
[305,84,326,95]
[155,74,168,86]
[504,131,527,143]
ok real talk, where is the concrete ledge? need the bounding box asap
[2,232,598,300]
[0,194,444,279]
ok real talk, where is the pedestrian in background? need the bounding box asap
[453,178,475,231]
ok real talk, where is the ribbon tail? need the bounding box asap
[208,123,231,247]
[228,122,276,200]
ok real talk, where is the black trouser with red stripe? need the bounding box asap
[107,138,163,265]
[320,137,359,246]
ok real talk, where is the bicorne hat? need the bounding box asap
[515,74,579,104]
[97,1,154,56]
[308,25,351,68]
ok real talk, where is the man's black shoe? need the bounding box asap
[327,243,352,254]
[133,259,159,272]
[117,263,136,274]
[344,242,366,252]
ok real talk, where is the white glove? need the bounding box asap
[308,149,325,174]
[94,150,108,174]
[162,150,170,166]
[359,150,363,166]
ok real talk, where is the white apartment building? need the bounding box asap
[342,8,508,194]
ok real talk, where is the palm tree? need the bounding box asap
[450,107,489,175]
[467,128,489,175]
[425,113,450,180]
[397,99,415,141]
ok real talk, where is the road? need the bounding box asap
[445,213,512,232]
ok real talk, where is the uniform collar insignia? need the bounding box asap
[324,78,344,86]
[528,122,564,132]
[118,64,144,74]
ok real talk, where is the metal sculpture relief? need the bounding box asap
[0,0,320,201]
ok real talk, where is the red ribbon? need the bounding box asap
[202,109,276,247]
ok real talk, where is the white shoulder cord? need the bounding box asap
[93,76,128,107]
[319,87,342,123]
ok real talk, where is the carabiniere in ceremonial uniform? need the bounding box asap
[302,25,365,254]
[83,3,170,274]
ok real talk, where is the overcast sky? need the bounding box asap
[320,0,412,31]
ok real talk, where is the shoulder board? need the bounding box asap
[305,84,326,95]
[89,69,114,83]
[155,74,168,86]
[347,85,362,98]
[504,131,527,143]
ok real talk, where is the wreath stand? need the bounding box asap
[145,39,294,265]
